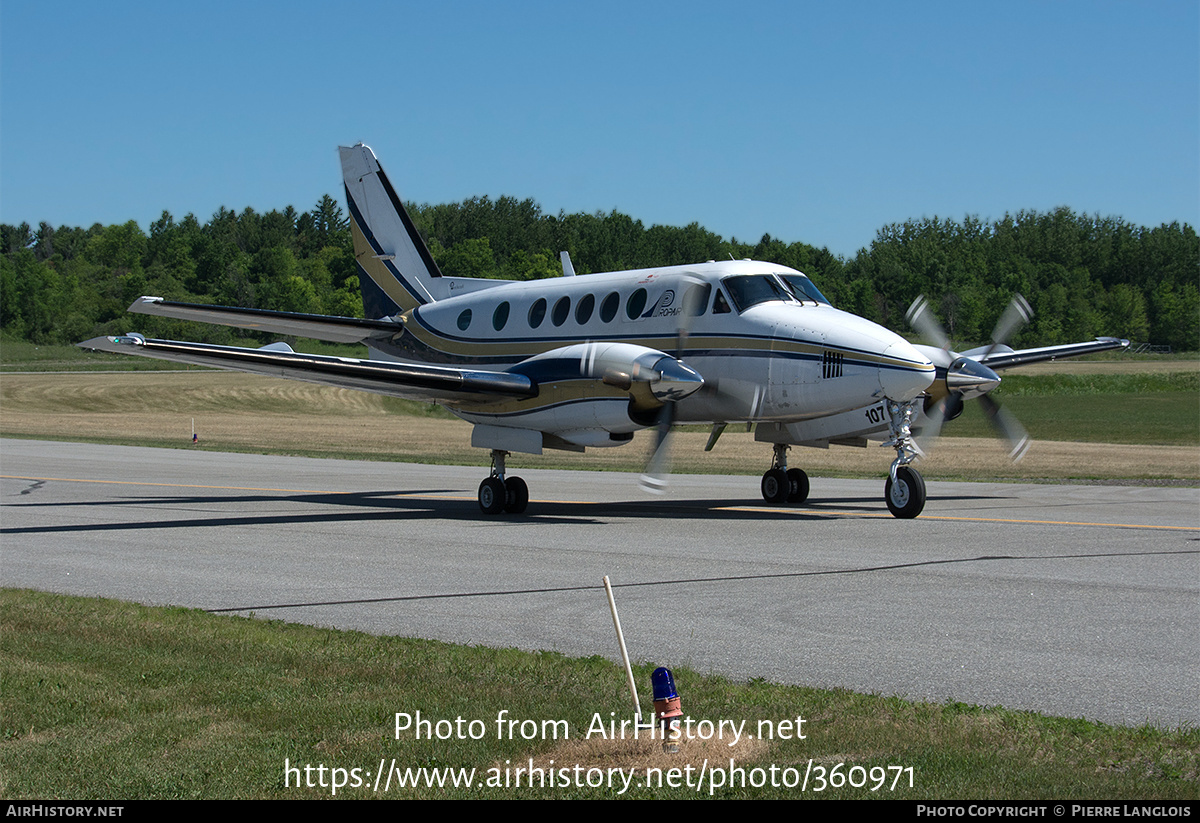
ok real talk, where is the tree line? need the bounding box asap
[2,195,1196,351]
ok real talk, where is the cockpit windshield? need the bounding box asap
[778,274,831,305]
[720,275,795,312]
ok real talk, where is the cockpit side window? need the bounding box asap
[684,283,711,317]
[713,289,731,314]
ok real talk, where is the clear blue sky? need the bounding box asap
[2,0,1196,259]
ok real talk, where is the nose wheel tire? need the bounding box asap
[786,468,809,504]
[761,468,789,504]
[885,466,926,519]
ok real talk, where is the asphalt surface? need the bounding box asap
[2,438,1197,728]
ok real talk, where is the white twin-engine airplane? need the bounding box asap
[81,144,1128,518]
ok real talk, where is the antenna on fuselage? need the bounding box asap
[560,251,576,277]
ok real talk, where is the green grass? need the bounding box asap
[2,589,1196,800]
[945,393,1198,445]
[996,372,1199,395]
[939,374,1199,446]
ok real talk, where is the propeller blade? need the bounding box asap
[674,275,708,357]
[915,396,948,452]
[982,294,1032,359]
[978,394,1031,461]
[640,274,708,494]
[639,403,675,494]
[906,295,950,351]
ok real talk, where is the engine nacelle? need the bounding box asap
[508,342,703,405]
[496,342,705,432]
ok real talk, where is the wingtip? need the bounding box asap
[77,333,144,352]
[128,296,164,313]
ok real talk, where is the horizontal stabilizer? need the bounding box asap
[78,335,537,405]
[127,296,401,344]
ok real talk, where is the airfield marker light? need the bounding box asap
[651,666,683,753]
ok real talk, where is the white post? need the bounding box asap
[603,575,643,725]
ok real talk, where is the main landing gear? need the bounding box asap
[478,450,528,514]
[760,443,809,505]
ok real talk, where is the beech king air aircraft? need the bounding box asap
[81,144,1128,518]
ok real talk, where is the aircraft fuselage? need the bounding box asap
[364,260,934,443]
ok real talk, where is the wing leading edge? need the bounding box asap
[966,337,1130,370]
[78,334,536,405]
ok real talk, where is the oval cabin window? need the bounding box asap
[528,298,547,328]
[626,288,648,320]
[600,292,619,322]
[552,296,571,327]
[492,301,510,331]
[575,294,595,324]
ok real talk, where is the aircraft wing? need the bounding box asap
[127,296,400,344]
[77,334,536,405]
[966,337,1130,370]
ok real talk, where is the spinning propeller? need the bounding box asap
[639,278,708,493]
[906,294,1032,460]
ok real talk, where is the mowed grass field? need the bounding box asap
[3,588,1197,800]
[1,348,1197,482]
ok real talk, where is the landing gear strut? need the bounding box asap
[478,450,528,514]
[760,443,809,505]
[882,398,926,518]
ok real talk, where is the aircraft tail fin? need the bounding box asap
[340,143,442,318]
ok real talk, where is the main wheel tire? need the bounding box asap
[478,477,506,514]
[504,476,529,514]
[761,468,789,504]
[786,468,809,504]
[885,466,926,518]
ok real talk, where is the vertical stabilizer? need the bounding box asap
[340,144,442,318]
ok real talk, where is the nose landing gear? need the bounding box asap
[882,398,926,518]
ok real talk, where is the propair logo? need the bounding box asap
[641,289,681,319]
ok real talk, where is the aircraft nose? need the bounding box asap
[879,339,935,401]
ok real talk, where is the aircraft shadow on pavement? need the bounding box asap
[0,483,1010,536]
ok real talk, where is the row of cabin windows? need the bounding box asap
[457,286,658,333]
[452,275,829,333]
